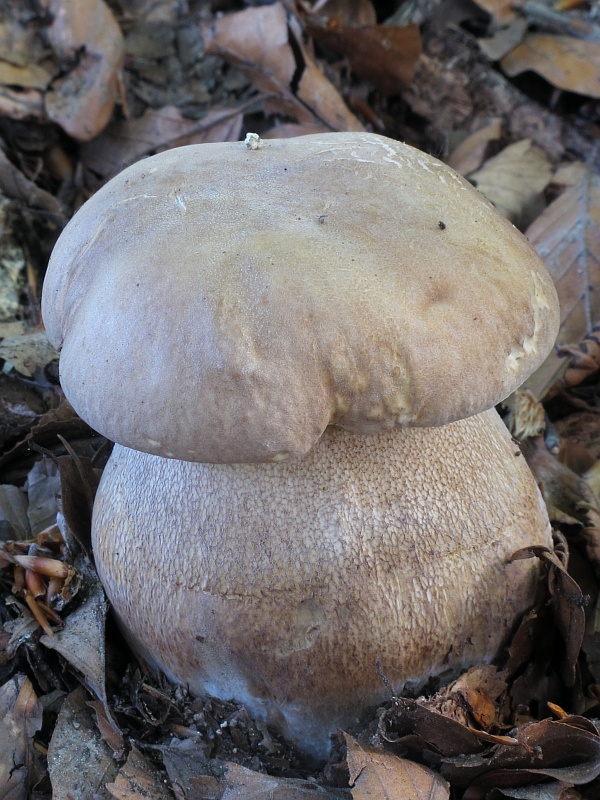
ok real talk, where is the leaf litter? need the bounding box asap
[3,0,600,798]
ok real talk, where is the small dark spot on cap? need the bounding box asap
[438,220,446,230]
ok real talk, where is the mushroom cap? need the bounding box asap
[92,408,552,759]
[42,132,559,463]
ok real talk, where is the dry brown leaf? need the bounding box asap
[201,3,362,132]
[263,122,333,138]
[0,332,58,378]
[40,576,119,737]
[523,173,600,399]
[0,675,43,800]
[159,740,346,799]
[47,686,119,799]
[0,61,53,90]
[343,733,450,800]
[306,22,422,95]
[81,105,245,179]
[502,35,600,99]
[511,542,586,686]
[0,147,64,217]
[477,18,528,62]
[469,139,552,225]
[447,118,502,178]
[41,0,124,141]
[106,747,172,800]
[440,716,600,795]
[554,161,586,187]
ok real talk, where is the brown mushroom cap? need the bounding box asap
[42,132,559,463]
[92,408,552,759]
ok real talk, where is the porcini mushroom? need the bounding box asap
[42,132,559,760]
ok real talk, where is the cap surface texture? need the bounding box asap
[42,133,560,463]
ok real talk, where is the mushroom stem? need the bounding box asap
[92,409,551,760]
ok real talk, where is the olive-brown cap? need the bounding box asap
[42,132,559,463]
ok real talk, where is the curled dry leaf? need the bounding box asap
[447,118,502,177]
[343,732,450,800]
[41,0,124,141]
[81,105,245,180]
[502,35,600,99]
[523,173,600,400]
[440,716,600,798]
[469,139,552,226]
[200,3,362,132]
[306,21,422,95]
[378,696,485,759]
[510,543,586,686]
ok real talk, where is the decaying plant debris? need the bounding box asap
[2,0,600,798]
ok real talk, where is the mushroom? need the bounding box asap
[42,132,559,760]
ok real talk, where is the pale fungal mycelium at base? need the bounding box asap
[42,132,560,760]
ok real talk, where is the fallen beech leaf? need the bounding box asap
[378,696,485,758]
[521,435,597,520]
[47,687,119,799]
[106,747,172,800]
[344,733,450,799]
[159,739,346,799]
[441,716,600,797]
[81,105,245,179]
[201,3,362,132]
[0,147,64,216]
[0,332,58,378]
[477,18,528,62]
[26,457,61,536]
[447,118,502,177]
[263,122,332,139]
[511,543,586,686]
[40,576,120,736]
[469,139,552,225]
[0,484,30,540]
[0,61,53,90]
[522,173,600,400]
[0,675,43,800]
[306,22,422,95]
[502,35,600,99]
[42,0,124,140]
[553,162,586,187]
